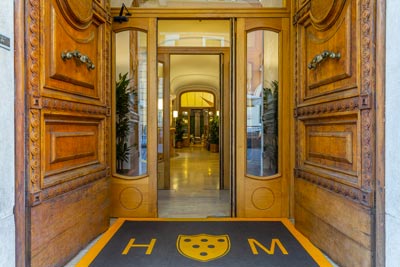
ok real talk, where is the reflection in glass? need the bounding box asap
[157,62,164,161]
[158,20,230,47]
[115,30,147,176]
[246,30,279,177]
[127,0,284,8]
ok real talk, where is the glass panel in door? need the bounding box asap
[115,30,148,176]
[246,30,279,177]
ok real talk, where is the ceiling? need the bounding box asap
[110,0,282,8]
[169,54,220,97]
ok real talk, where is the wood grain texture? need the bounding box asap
[26,0,111,266]
[294,0,377,266]
[42,114,106,188]
[56,0,94,28]
[299,113,360,187]
[297,0,358,105]
[109,176,155,217]
[42,0,106,104]
[31,178,109,267]
[14,0,28,265]
[295,179,372,267]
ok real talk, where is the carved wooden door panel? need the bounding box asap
[110,18,158,217]
[236,18,290,217]
[26,0,111,266]
[293,0,376,266]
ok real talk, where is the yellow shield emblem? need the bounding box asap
[177,234,230,262]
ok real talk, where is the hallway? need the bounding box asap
[158,146,230,218]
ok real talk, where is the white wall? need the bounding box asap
[0,0,15,266]
[386,0,400,266]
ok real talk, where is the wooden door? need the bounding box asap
[236,18,290,217]
[293,0,376,266]
[26,0,111,266]
[109,18,158,217]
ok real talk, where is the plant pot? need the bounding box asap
[210,143,219,153]
[176,141,183,148]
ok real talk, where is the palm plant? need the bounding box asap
[209,115,219,144]
[208,115,219,152]
[175,115,184,148]
[116,72,135,172]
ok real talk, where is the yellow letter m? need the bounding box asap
[248,238,289,255]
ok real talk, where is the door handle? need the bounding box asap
[307,50,341,70]
[61,50,95,70]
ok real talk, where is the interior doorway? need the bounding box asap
[156,20,232,218]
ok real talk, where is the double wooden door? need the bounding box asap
[24,2,378,266]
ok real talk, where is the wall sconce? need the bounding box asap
[216,110,220,117]
[172,110,178,118]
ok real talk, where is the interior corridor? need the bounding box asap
[158,146,230,218]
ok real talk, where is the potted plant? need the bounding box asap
[175,115,184,148]
[115,72,136,173]
[208,115,219,153]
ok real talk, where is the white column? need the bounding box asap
[386,0,400,266]
[0,1,15,266]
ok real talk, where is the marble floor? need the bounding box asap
[158,145,231,218]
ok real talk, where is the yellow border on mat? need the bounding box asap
[76,218,333,267]
[76,218,125,267]
[280,219,333,267]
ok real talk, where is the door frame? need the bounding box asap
[14,3,386,267]
[157,46,231,194]
[15,0,28,265]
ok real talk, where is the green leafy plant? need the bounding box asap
[208,115,219,145]
[116,72,136,172]
[175,115,185,144]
